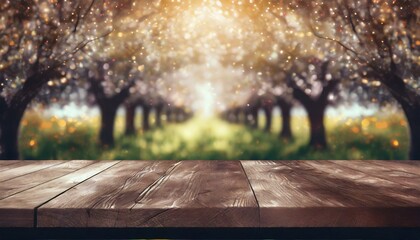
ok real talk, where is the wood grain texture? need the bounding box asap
[0,161,25,173]
[331,160,420,188]
[39,161,259,227]
[0,160,94,200]
[368,160,420,176]
[129,161,258,227]
[294,161,420,206]
[38,161,177,227]
[1,160,419,228]
[0,161,118,227]
[0,160,22,168]
[241,160,420,227]
[0,161,65,182]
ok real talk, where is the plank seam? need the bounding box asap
[0,161,23,172]
[0,161,20,167]
[0,161,66,183]
[239,160,261,227]
[0,161,97,201]
[280,161,371,206]
[32,161,121,228]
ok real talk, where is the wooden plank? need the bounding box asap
[38,161,177,227]
[241,160,355,227]
[367,160,420,176]
[0,161,65,182]
[0,161,119,227]
[331,160,420,188]
[38,161,259,227]
[0,161,25,173]
[291,161,420,206]
[0,160,94,200]
[290,161,420,226]
[0,160,22,167]
[241,161,349,206]
[242,161,420,227]
[130,160,258,227]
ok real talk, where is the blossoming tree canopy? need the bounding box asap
[0,0,419,160]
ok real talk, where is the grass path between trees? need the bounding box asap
[20,113,409,160]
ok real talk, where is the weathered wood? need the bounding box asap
[241,160,420,227]
[330,160,420,188]
[1,160,419,229]
[0,160,94,200]
[130,161,259,227]
[38,161,177,227]
[0,160,24,172]
[39,161,259,227]
[0,160,21,167]
[0,161,65,182]
[297,161,420,206]
[0,161,118,227]
[368,160,420,176]
[241,160,353,227]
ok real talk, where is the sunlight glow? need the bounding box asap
[194,82,217,117]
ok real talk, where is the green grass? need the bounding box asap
[19,111,410,160]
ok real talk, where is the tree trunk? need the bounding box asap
[142,106,151,131]
[243,110,250,126]
[280,104,293,139]
[237,110,243,124]
[251,109,259,129]
[156,107,163,127]
[0,72,51,160]
[407,110,420,160]
[175,109,182,123]
[292,80,336,150]
[165,109,172,123]
[0,110,22,160]
[233,111,240,123]
[99,104,118,147]
[382,74,420,160]
[307,105,327,149]
[125,104,136,136]
[90,79,132,146]
[399,103,420,160]
[263,107,272,132]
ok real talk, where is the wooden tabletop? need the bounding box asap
[0,160,419,228]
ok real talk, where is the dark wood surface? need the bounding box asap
[0,160,419,228]
[0,161,118,227]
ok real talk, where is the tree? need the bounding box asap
[124,101,137,136]
[124,95,167,135]
[0,0,110,159]
[154,97,166,128]
[77,0,160,146]
[288,57,341,149]
[276,95,294,139]
[304,0,420,159]
[86,60,136,146]
[139,96,152,132]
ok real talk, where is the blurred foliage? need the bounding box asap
[19,111,409,160]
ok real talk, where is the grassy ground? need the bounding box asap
[19,111,409,160]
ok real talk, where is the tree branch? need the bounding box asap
[318,60,330,82]
[288,75,313,108]
[319,79,340,103]
[113,82,135,105]
[73,0,96,33]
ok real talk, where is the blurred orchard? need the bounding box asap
[0,0,418,160]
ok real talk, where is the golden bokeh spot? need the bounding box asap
[29,139,37,147]
[391,139,400,148]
